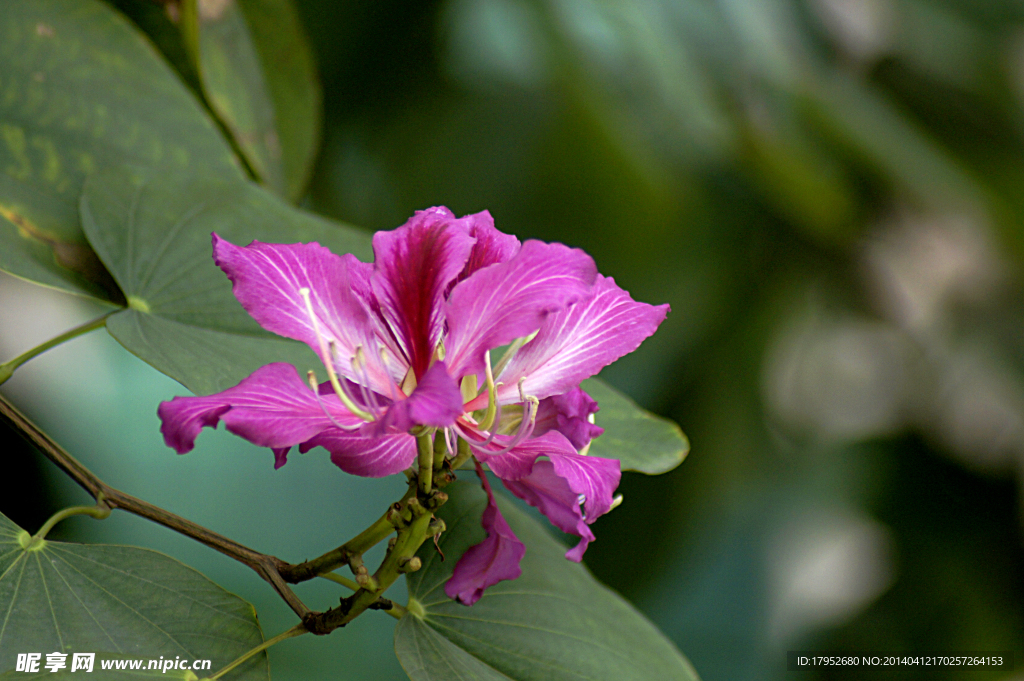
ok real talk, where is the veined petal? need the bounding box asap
[496,275,668,403]
[534,386,604,450]
[158,362,360,458]
[370,207,475,379]
[445,240,597,380]
[547,448,621,521]
[469,430,575,480]
[362,361,464,436]
[445,466,525,605]
[212,235,396,393]
[478,430,620,524]
[502,461,595,562]
[451,210,520,288]
[299,431,418,478]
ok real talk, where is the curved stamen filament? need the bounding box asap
[307,371,361,432]
[351,346,383,420]
[458,392,539,457]
[492,329,538,379]
[378,346,403,401]
[299,288,374,422]
[477,350,499,432]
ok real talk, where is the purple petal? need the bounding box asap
[496,275,668,403]
[299,430,418,478]
[362,361,464,436]
[547,448,621,520]
[451,210,520,288]
[272,448,291,470]
[468,430,576,480]
[502,461,595,562]
[212,235,396,394]
[370,208,475,379]
[444,240,597,380]
[445,465,525,605]
[534,386,605,450]
[158,362,360,456]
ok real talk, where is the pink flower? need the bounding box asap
[158,207,668,603]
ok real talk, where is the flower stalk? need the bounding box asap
[0,311,114,385]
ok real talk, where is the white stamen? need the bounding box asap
[299,288,373,422]
[307,370,360,432]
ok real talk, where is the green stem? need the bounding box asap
[432,432,448,471]
[201,623,306,681]
[34,494,111,541]
[278,503,400,584]
[318,571,360,592]
[417,434,433,495]
[451,438,473,471]
[0,312,113,385]
[303,497,441,634]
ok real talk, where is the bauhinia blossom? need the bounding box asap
[158,207,668,604]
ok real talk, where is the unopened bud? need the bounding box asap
[398,556,422,573]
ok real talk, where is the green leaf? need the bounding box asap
[236,0,323,201]
[192,0,286,194]
[106,310,319,397]
[0,0,241,301]
[79,165,370,394]
[581,377,689,474]
[397,482,700,681]
[0,511,267,680]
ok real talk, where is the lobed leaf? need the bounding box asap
[190,0,286,194]
[0,511,267,680]
[236,0,323,201]
[581,377,689,475]
[79,165,371,395]
[397,482,700,681]
[0,0,240,301]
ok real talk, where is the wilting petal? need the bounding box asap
[445,240,597,379]
[469,430,575,480]
[158,362,360,456]
[497,275,668,402]
[212,235,395,393]
[502,461,595,561]
[299,431,418,478]
[533,386,604,450]
[445,466,525,605]
[451,210,521,287]
[370,208,475,379]
[362,361,464,436]
[547,448,621,520]
[272,448,291,470]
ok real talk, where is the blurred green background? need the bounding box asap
[4,0,1024,679]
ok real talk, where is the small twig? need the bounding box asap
[1,392,424,633]
[1,394,311,618]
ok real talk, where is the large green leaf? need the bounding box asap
[396,482,700,681]
[79,165,370,394]
[236,0,323,201]
[0,511,267,680]
[581,377,689,475]
[0,0,240,301]
[192,0,286,194]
